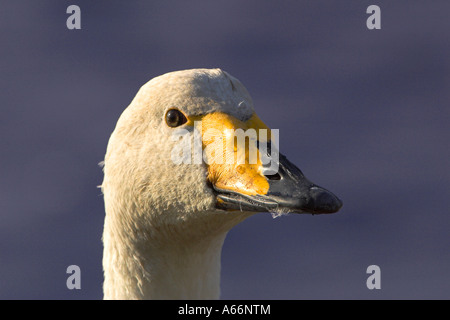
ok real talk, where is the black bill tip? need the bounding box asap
[301,186,343,214]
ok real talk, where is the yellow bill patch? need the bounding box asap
[193,112,271,196]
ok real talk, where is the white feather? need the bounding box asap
[101,69,255,299]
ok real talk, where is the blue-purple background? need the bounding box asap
[1,1,449,299]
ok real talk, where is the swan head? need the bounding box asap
[102,68,342,241]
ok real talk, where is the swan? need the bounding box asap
[101,68,342,299]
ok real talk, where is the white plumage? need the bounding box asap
[101,68,341,299]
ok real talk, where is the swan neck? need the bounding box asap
[102,219,228,299]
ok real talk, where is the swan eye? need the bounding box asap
[165,109,187,127]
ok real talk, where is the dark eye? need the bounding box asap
[165,109,187,127]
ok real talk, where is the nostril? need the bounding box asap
[265,172,281,180]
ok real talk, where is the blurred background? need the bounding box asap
[1,1,449,299]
